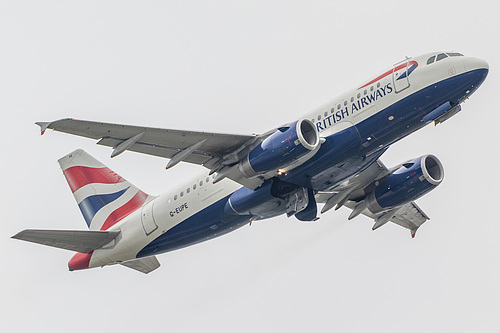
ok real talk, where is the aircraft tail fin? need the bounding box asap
[58,149,151,230]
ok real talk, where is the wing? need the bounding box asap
[343,200,429,238]
[37,118,258,171]
[12,229,120,253]
[315,159,431,237]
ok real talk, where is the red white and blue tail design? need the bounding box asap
[59,149,151,230]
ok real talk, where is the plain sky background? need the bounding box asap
[1,1,499,332]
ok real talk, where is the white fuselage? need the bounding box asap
[90,172,242,267]
[88,52,489,268]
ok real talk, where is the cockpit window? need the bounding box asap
[427,52,463,66]
[436,53,448,61]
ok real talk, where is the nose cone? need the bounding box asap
[68,251,93,271]
[464,57,489,72]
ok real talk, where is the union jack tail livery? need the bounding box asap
[59,149,151,230]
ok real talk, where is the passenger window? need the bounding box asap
[317,115,321,120]
[427,56,436,65]
[180,191,184,197]
[187,188,190,194]
[206,177,209,183]
[330,108,335,114]
[324,111,328,117]
[193,184,196,190]
[436,53,448,61]
[199,181,203,186]
[174,195,178,200]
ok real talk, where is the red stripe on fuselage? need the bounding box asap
[359,61,418,89]
[100,191,148,230]
[63,166,125,193]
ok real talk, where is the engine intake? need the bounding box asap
[240,119,319,177]
[366,155,444,213]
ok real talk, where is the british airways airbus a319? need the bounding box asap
[13,52,488,273]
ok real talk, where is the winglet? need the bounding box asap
[35,122,51,135]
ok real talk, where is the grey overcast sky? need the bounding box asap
[1,1,499,332]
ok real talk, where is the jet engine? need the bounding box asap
[239,119,319,177]
[366,155,444,214]
[224,181,287,219]
[224,178,317,220]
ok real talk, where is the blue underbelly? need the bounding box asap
[137,68,488,257]
[356,68,488,151]
[282,68,488,191]
[137,195,250,258]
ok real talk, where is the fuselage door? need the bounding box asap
[141,200,158,236]
[393,58,411,93]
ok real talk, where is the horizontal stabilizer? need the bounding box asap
[121,256,160,274]
[12,229,120,253]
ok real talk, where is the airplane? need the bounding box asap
[12,51,488,274]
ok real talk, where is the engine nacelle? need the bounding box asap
[240,119,319,177]
[366,155,444,213]
[224,181,288,219]
[224,178,315,220]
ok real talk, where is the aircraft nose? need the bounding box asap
[464,57,489,72]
